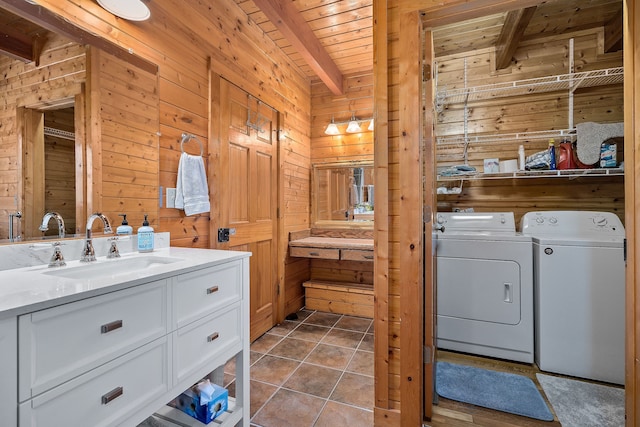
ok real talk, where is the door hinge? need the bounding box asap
[423,63,431,81]
[423,346,432,364]
[277,283,280,296]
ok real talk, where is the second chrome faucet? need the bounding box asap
[80,213,113,262]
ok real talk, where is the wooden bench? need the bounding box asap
[303,280,374,318]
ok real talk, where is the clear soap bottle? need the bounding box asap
[137,214,154,252]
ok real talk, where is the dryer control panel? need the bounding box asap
[520,211,625,238]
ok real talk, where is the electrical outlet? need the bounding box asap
[166,188,176,208]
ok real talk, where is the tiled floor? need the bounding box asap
[224,309,374,427]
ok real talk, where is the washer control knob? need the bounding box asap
[593,217,608,226]
[549,217,558,224]
[536,217,545,224]
[437,215,445,224]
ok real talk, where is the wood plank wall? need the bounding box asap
[279,72,375,316]
[0,32,85,240]
[435,28,625,224]
[16,0,312,325]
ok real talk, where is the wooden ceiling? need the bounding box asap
[0,7,48,63]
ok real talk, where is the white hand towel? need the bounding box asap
[175,152,210,216]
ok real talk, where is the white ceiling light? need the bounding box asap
[345,113,362,133]
[324,117,340,135]
[97,0,150,21]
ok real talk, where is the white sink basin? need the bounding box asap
[42,255,183,280]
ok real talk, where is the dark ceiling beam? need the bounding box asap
[495,6,537,70]
[251,0,344,95]
[604,9,623,53]
[0,22,33,62]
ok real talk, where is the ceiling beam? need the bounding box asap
[495,6,537,70]
[604,9,623,53]
[251,0,344,95]
[0,22,33,62]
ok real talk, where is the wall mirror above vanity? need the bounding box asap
[0,2,160,243]
[312,161,374,228]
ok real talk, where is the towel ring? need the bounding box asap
[180,132,204,156]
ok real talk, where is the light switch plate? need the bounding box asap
[166,188,176,208]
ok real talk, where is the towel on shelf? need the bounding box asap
[175,152,210,216]
[576,122,624,165]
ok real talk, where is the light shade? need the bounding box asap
[97,0,150,21]
[368,118,374,131]
[325,122,340,135]
[346,114,362,133]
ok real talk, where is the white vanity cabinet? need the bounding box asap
[8,251,250,427]
[0,317,17,426]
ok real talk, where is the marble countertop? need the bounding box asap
[0,247,250,320]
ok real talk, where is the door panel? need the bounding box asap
[220,79,279,342]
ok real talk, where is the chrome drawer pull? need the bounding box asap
[309,252,320,256]
[101,320,123,334]
[207,332,220,342]
[206,285,219,294]
[101,386,123,405]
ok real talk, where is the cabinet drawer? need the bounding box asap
[19,280,168,400]
[173,261,242,329]
[341,249,374,262]
[174,304,241,384]
[19,337,169,427]
[290,246,340,260]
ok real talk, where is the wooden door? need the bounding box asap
[219,79,279,342]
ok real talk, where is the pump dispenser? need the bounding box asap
[137,214,154,252]
[116,214,133,235]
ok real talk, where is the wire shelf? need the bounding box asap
[437,167,625,182]
[436,129,576,147]
[436,67,623,105]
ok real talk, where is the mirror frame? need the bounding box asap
[311,161,374,229]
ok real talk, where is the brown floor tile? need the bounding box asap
[250,333,282,354]
[330,372,374,409]
[305,344,355,370]
[314,401,374,427]
[250,351,263,366]
[252,388,325,427]
[347,350,374,377]
[268,320,300,336]
[359,333,374,352]
[224,356,236,374]
[335,316,372,332]
[289,323,331,342]
[267,337,317,361]
[321,328,364,349]
[249,380,277,418]
[303,311,342,327]
[294,309,314,321]
[226,378,236,399]
[250,355,300,386]
[283,362,342,398]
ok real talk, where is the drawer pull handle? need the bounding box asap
[101,386,123,405]
[363,255,374,259]
[101,320,123,334]
[309,252,320,256]
[207,332,220,342]
[206,285,219,294]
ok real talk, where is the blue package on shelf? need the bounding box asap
[172,380,228,424]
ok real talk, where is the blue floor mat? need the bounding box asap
[436,362,554,421]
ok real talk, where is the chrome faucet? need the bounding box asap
[80,213,113,262]
[39,212,66,239]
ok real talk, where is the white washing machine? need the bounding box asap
[435,212,534,363]
[521,211,625,385]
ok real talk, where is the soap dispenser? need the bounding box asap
[116,214,133,235]
[137,214,154,252]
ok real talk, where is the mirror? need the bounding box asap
[312,162,374,227]
[0,4,159,243]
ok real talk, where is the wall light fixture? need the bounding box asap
[324,112,374,135]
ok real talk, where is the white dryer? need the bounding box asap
[521,211,625,385]
[435,212,533,363]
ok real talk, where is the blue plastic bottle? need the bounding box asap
[548,139,556,170]
[137,214,154,252]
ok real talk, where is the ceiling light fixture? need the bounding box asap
[324,117,340,135]
[97,0,150,21]
[345,113,362,133]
